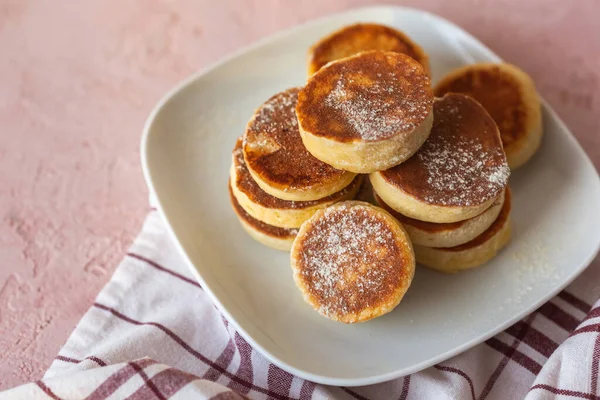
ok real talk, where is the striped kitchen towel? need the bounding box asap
[2,210,600,399]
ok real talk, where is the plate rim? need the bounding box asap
[140,4,600,386]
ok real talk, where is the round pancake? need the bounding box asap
[297,51,434,173]
[229,183,297,251]
[308,23,430,76]
[434,63,542,169]
[290,201,415,323]
[231,137,362,228]
[414,187,512,273]
[370,93,510,223]
[375,188,506,248]
[243,87,355,201]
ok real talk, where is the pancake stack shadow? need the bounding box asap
[228,23,543,323]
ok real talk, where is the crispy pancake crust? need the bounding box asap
[308,23,430,75]
[434,63,542,169]
[297,51,434,173]
[371,93,509,223]
[243,88,355,201]
[290,201,415,323]
[298,51,432,143]
[232,136,362,228]
[232,137,360,210]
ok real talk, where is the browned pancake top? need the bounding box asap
[376,189,504,233]
[229,183,298,239]
[294,202,412,320]
[297,51,433,143]
[380,94,509,207]
[243,88,347,190]
[442,187,511,252]
[232,138,361,209]
[310,23,427,73]
[434,65,529,150]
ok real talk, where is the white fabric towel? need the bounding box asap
[2,211,599,399]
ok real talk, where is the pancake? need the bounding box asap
[243,87,356,201]
[414,187,512,273]
[231,137,363,228]
[307,23,430,76]
[375,187,506,248]
[297,51,434,173]
[370,93,510,223]
[434,63,542,169]
[229,183,297,251]
[290,201,415,323]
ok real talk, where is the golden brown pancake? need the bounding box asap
[290,201,415,323]
[229,183,297,251]
[231,137,363,228]
[243,87,355,201]
[414,188,512,273]
[371,93,510,223]
[297,51,434,173]
[375,188,506,248]
[443,187,511,252]
[308,23,430,75]
[434,63,542,169]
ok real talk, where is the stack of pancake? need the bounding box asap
[370,93,512,274]
[229,88,363,252]
[228,23,543,323]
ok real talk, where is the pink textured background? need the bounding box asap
[1,0,598,390]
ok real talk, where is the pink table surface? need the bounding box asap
[1,0,599,390]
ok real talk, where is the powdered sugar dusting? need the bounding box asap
[244,87,345,191]
[317,53,432,142]
[250,89,298,135]
[418,134,509,206]
[296,203,408,320]
[243,89,298,158]
[395,94,510,207]
[488,167,510,185]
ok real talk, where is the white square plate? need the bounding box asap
[141,6,600,386]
